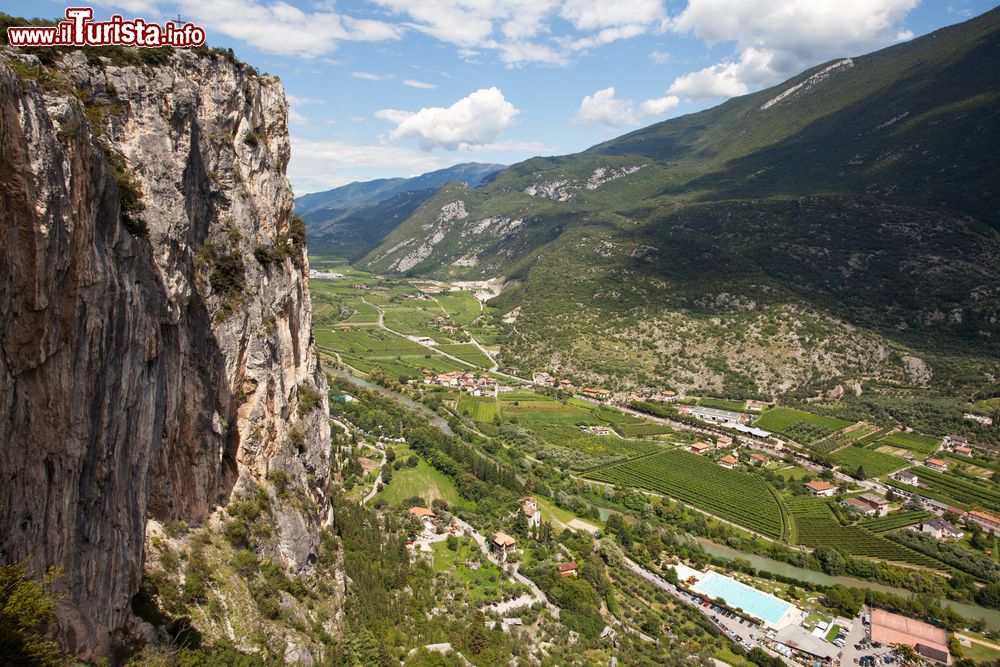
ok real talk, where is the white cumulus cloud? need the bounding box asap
[666,0,918,99]
[573,87,639,128]
[639,95,680,116]
[176,0,401,58]
[376,88,520,150]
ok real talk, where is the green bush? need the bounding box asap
[0,563,63,667]
[297,384,322,416]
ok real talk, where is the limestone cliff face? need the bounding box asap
[0,48,330,655]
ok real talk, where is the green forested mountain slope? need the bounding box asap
[360,8,1000,396]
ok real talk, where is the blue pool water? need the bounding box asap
[693,571,792,625]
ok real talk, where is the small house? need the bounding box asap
[921,519,964,541]
[689,442,712,456]
[805,480,837,497]
[491,532,517,562]
[925,458,949,472]
[719,455,739,469]
[858,493,891,516]
[954,445,973,457]
[750,452,769,466]
[556,562,578,578]
[521,498,541,529]
[894,470,920,486]
[843,498,877,516]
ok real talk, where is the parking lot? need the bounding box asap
[839,611,905,667]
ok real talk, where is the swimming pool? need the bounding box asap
[692,571,793,625]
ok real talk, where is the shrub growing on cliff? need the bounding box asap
[0,563,63,667]
[297,384,322,416]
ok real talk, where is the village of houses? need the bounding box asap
[337,350,1000,667]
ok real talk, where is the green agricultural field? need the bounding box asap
[585,449,788,539]
[915,468,1000,512]
[615,423,674,437]
[832,446,908,478]
[697,398,749,412]
[794,518,941,568]
[434,292,482,326]
[881,432,941,455]
[785,496,836,519]
[375,447,466,509]
[754,408,852,444]
[457,395,498,423]
[859,511,932,533]
[501,397,596,425]
[524,422,662,469]
[436,343,493,368]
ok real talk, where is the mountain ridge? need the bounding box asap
[359,7,1000,396]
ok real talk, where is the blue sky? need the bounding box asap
[7,0,1000,194]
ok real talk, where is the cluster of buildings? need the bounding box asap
[531,372,575,391]
[421,370,500,395]
[678,404,751,425]
[407,506,462,537]
[842,493,891,516]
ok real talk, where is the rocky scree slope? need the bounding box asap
[0,46,332,657]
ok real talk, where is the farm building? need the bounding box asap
[728,423,773,439]
[858,493,891,516]
[869,609,950,664]
[843,498,877,516]
[556,562,578,578]
[924,458,949,472]
[680,405,748,425]
[921,519,964,541]
[491,532,517,562]
[689,442,712,455]
[772,625,838,663]
[967,511,1000,536]
[805,481,838,497]
[719,455,738,469]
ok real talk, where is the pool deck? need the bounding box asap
[671,564,803,630]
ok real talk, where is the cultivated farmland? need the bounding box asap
[859,511,933,533]
[754,408,852,444]
[832,446,908,478]
[880,432,941,455]
[794,517,941,567]
[585,449,788,539]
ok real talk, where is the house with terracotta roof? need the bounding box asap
[689,442,712,456]
[968,510,1000,536]
[749,452,769,466]
[556,562,578,577]
[409,506,436,519]
[858,493,891,516]
[491,532,516,561]
[870,609,950,664]
[719,455,739,469]
[954,445,974,456]
[925,458,949,472]
[843,497,877,516]
[805,480,837,497]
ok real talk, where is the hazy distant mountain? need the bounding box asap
[296,162,504,258]
[360,8,1000,396]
